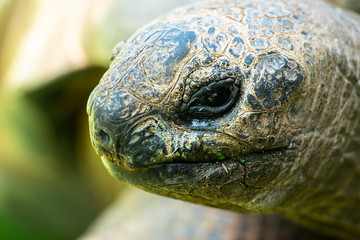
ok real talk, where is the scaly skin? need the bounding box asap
[87,0,360,238]
[79,187,335,240]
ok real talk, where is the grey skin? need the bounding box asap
[87,0,360,239]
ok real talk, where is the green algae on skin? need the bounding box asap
[216,152,226,160]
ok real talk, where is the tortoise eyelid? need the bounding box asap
[180,78,240,118]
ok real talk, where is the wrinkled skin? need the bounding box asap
[87,0,360,239]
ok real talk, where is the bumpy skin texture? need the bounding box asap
[87,0,360,239]
[80,188,335,240]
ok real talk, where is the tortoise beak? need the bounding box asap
[87,83,165,170]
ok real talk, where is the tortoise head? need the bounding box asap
[87,1,360,214]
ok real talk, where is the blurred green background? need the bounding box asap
[0,0,358,239]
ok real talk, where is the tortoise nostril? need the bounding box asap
[99,130,111,145]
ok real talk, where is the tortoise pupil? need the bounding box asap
[198,87,230,107]
[99,130,110,144]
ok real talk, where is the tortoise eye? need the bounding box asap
[181,78,240,118]
[193,87,231,108]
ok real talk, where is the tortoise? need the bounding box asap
[87,0,360,239]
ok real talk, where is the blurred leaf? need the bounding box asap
[0,66,122,239]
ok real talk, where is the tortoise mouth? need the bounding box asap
[101,145,291,170]
[101,146,295,187]
[140,146,292,169]
[101,146,298,213]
